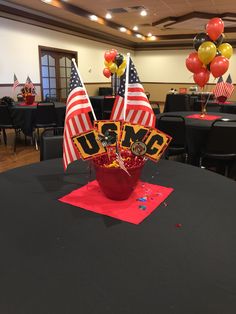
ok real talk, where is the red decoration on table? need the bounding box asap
[59,180,173,225]
[186,114,222,121]
[18,102,37,107]
[93,150,145,200]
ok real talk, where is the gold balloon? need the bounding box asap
[119,59,127,69]
[109,62,118,74]
[218,43,233,59]
[198,41,217,65]
[116,67,125,77]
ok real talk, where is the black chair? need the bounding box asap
[101,97,116,119]
[34,102,57,150]
[163,94,190,112]
[157,115,187,161]
[40,127,64,161]
[200,119,236,177]
[0,104,20,152]
[98,87,113,96]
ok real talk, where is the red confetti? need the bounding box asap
[175,223,182,228]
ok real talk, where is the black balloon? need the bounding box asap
[115,54,124,67]
[193,32,211,51]
[216,50,222,57]
[214,33,224,46]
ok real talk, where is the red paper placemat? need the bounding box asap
[59,180,173,225]
[18,102,37,107]
[186,114,222,121]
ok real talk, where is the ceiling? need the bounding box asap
[1,0,236,49]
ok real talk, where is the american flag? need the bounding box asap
[63,61,94,170]
[213,76,227,98]
[13,73,19,90]
[110,58,155,128]
[224,74,234,98]
[26,76,35,89]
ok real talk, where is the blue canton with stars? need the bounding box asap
[69,62,83,93]
[117,58,140,97]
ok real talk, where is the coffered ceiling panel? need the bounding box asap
[1,0,236,49]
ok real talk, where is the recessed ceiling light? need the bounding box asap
[147,33,152,37]
[119,27,127,32]
[105,12,112,19]
[133,26,139,31]
[150,36,157,41]
[90,15,98,21]
[140,9,147,17]
[136,34,142,38]
[41,0,52,3]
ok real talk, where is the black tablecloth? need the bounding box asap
[11,102,66,136]
[219,102,236,114]
[157,111,236,165]
[0,159,236,313]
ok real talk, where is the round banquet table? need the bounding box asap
[11,102,66,136]
[157,111,236,165]
[0,159,236,314]
[219,102,236,114]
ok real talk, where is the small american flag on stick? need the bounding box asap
[63,59,96,170]
[13,73,19,90]
[110,56,155,128]
[213,76,227,98]
[224,74,234,99]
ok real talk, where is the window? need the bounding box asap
[39,47,77,102]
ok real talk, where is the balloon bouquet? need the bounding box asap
[103,49,127,78]
[185,18,233,116]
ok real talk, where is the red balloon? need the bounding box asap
[210,56,229,78]
[104,51,113,63]
[109,49,118,62]
[206,18,224,41]
[103,67,111,78]
[193,67,210,87]
[186,52,203,73]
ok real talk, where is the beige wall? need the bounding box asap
[0,17,236,103]
[0,17,132,99]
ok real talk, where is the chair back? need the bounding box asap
[35,102,57,127]
[163,94,190,112]
[0,104,14,127]
[157,115,185,148]
[40,127,64,161]
[205,119,236,156]
[102,97,116,119]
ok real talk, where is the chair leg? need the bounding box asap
[13,129,17,153]
[3,129,7,145]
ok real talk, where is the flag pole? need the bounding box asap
[72,58,97,121]
[123,53,130,121]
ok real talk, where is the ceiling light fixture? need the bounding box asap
[119,27,127,32]
[147,33,152,37]
[89,15,98,21]
[105,13,112,19]
[133,26,138,31]
[150,36,157,41]
[41,0,52,3]
[136,34,142,38]
[140,9,147,17]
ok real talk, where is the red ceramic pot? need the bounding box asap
[93,159,144,201]
[24,95,35,105]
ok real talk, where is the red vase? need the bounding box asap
[24,95,35,105]
[93,160,144,201]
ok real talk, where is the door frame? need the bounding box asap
[39,46,78,101]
